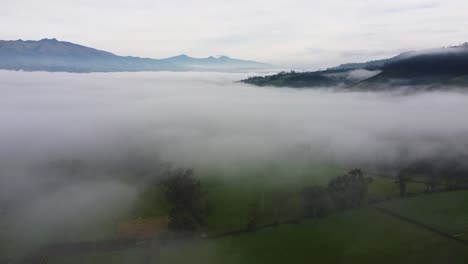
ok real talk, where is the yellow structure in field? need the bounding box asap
[117,216,169,238]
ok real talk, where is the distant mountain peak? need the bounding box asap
[40,38,58,42]
[171,54,231,60]
[0,38,269,72]
[174,54,190,58]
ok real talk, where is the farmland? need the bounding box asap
[47,191,468,264]
[11,163,468,264]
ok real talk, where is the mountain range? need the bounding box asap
[242,43,468,89]
[0,38,269,73]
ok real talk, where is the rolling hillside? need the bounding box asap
[242,43,468,89]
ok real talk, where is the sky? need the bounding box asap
[1,0,468,69]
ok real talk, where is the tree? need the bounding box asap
[161,169,210,232]
[399,158,468,193]
[396,170,409,197]
[245,201,260,232]
[327,169,370,209]
[302,186,333,217]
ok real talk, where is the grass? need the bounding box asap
[368,177,426,201]
[197,164,346,233]
[130,163,348,234]
[198,165,428,234]
[380,190,468,240]
[1,163,347,262]
[44,199,468,264]
[49,249,149,264]
[158,207,468,264]
[2,163,448,263]
[114,171,468,264]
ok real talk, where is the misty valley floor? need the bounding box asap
[2,71,468,263]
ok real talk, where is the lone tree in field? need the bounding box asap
[161,169,209,232]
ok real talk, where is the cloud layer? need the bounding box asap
[2,70,468,170]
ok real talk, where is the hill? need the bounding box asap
[361,45,468,87]
[242,43,468,89]
[0,39,269,73]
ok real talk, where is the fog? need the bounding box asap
[324,69,382,82]
[1,70,468,253]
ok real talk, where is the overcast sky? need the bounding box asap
[2,0,468,69]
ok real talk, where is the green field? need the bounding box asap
[130,163,350,234]
[197,164,346,233]
[157,207,468,264]
[160,190,468,264]
[380,191,468,240]
[5,164,466,264]
[368,176,427,200]
[49,198,468,264]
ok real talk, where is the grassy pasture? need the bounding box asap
[2,163,446,263]
[380,190,468,240]
[157,206,468,264]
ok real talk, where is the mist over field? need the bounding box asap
[2,71,467,168]
[1,70,468,251]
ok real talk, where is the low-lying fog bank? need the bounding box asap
[2,71,467,168]
[1,70,468,249]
